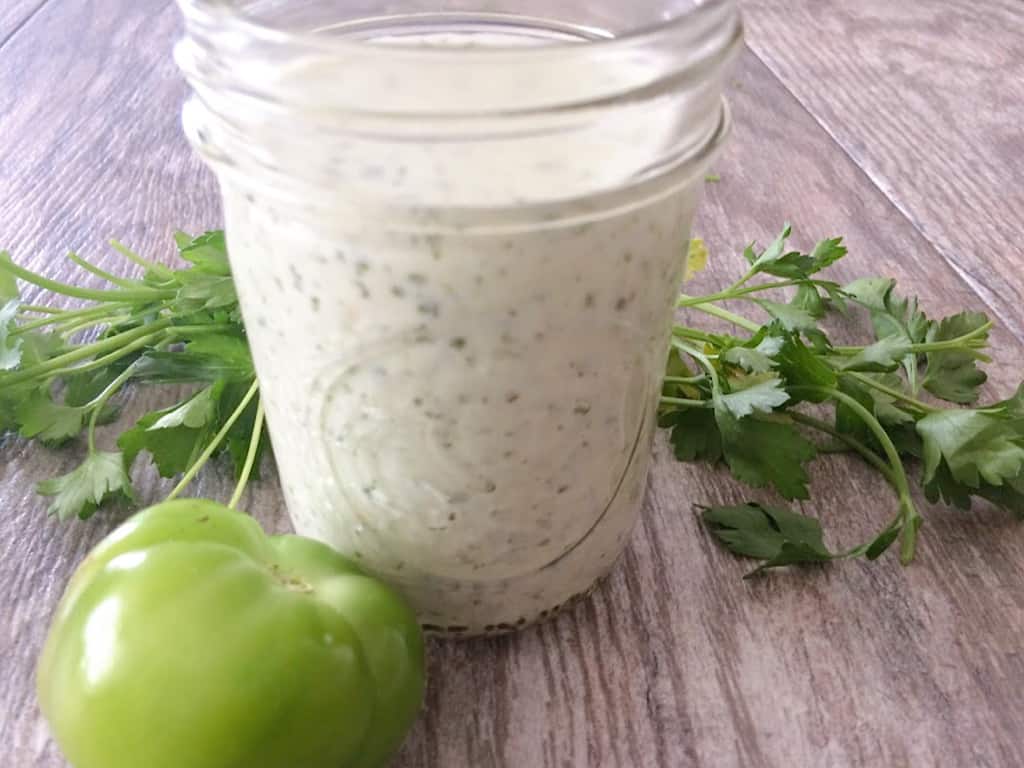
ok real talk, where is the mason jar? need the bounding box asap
[174,0,741,636]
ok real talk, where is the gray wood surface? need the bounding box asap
[745,0,1024,341]
[0,0,48,47]
[2,2,1023,766]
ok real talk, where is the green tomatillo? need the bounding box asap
[37,499,425,768]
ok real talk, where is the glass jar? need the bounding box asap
[175,0,741,636]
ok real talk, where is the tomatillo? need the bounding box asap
[37,499,425,768]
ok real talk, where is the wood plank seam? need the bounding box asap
[744,42,1024,347]
[0,0,52,53]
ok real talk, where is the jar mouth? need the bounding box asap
[176,1,737,58]
[176,2,741,120]
[176,1,741,205]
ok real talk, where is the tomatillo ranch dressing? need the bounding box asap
[175,0,741,634]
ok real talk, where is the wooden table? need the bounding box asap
[3,2,1023,765]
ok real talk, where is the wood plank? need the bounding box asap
[743,0,1024,341]
[0,0,48,49]
[1,3,1023,766]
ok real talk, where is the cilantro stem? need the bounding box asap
[680,300,761,333]
[109,240,175,282]
[41,334,154,382]
[17,304,64,315]
[660,396,711,408]
[723,269,757,294]
[672,340,722,392]
[60,316,126,340]
[68,253,140,289]
[11,323,233,385]
[678,279,824,308]
[843,372,937,415]
[913,321,993,352]
[0,257,175,303]
[165,379,260,502]
[165,324,239,335]
[85,362,139,454]
[831,323,993,358]
[1,321,172,387]
[12,304,129,335]
[794,386,921,564]
[786,411,896,485]
[671,326,719,345]
[228,395,264,510]
[663,374,707,385]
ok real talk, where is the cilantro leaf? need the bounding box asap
[63,356,136,408]
[922,311,990,404]
[119,384,223,477]
[862,374,916,426]
[714,406,818,500]
[918,410,1024,489]
[176,230,231,276]
[745,227,847,281]
[832,375,914,455]
[701,502,834,575]
[16,392,84,445]
[775,333,837,402]
[717,374,790,419]
[791,283,826,319]
[995,384,1024,418]
[820,282,849,314]
[118,410,208,479]
[36,451,135,521]
[922,461,975,510]
[149,385,220,430]
[134,334,253,384]
[18,330,65,368]
[838,336,909,373]
[665,408,723,464]
[921,459,1024,516]
[1,300,23,371]
[756,300,817,332]
[807,237,848,273]
[0,395,18,432]
[844,277,930,389]
[722,335,784,374]
[184,334,253,376]
[972,476,1024,517]
[174,272,238,312]
[746,225,793,273]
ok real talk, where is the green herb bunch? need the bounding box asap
[0,233,266,520]
[666,227,1023,574]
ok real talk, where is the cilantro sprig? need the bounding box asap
[0,233,267,520]
[666,227,1022,575]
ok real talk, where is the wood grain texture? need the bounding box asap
[0,0,49,49]
[743,0,1024,341]
[2,2,1024,767]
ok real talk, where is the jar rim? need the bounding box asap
[175,1,737,59]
